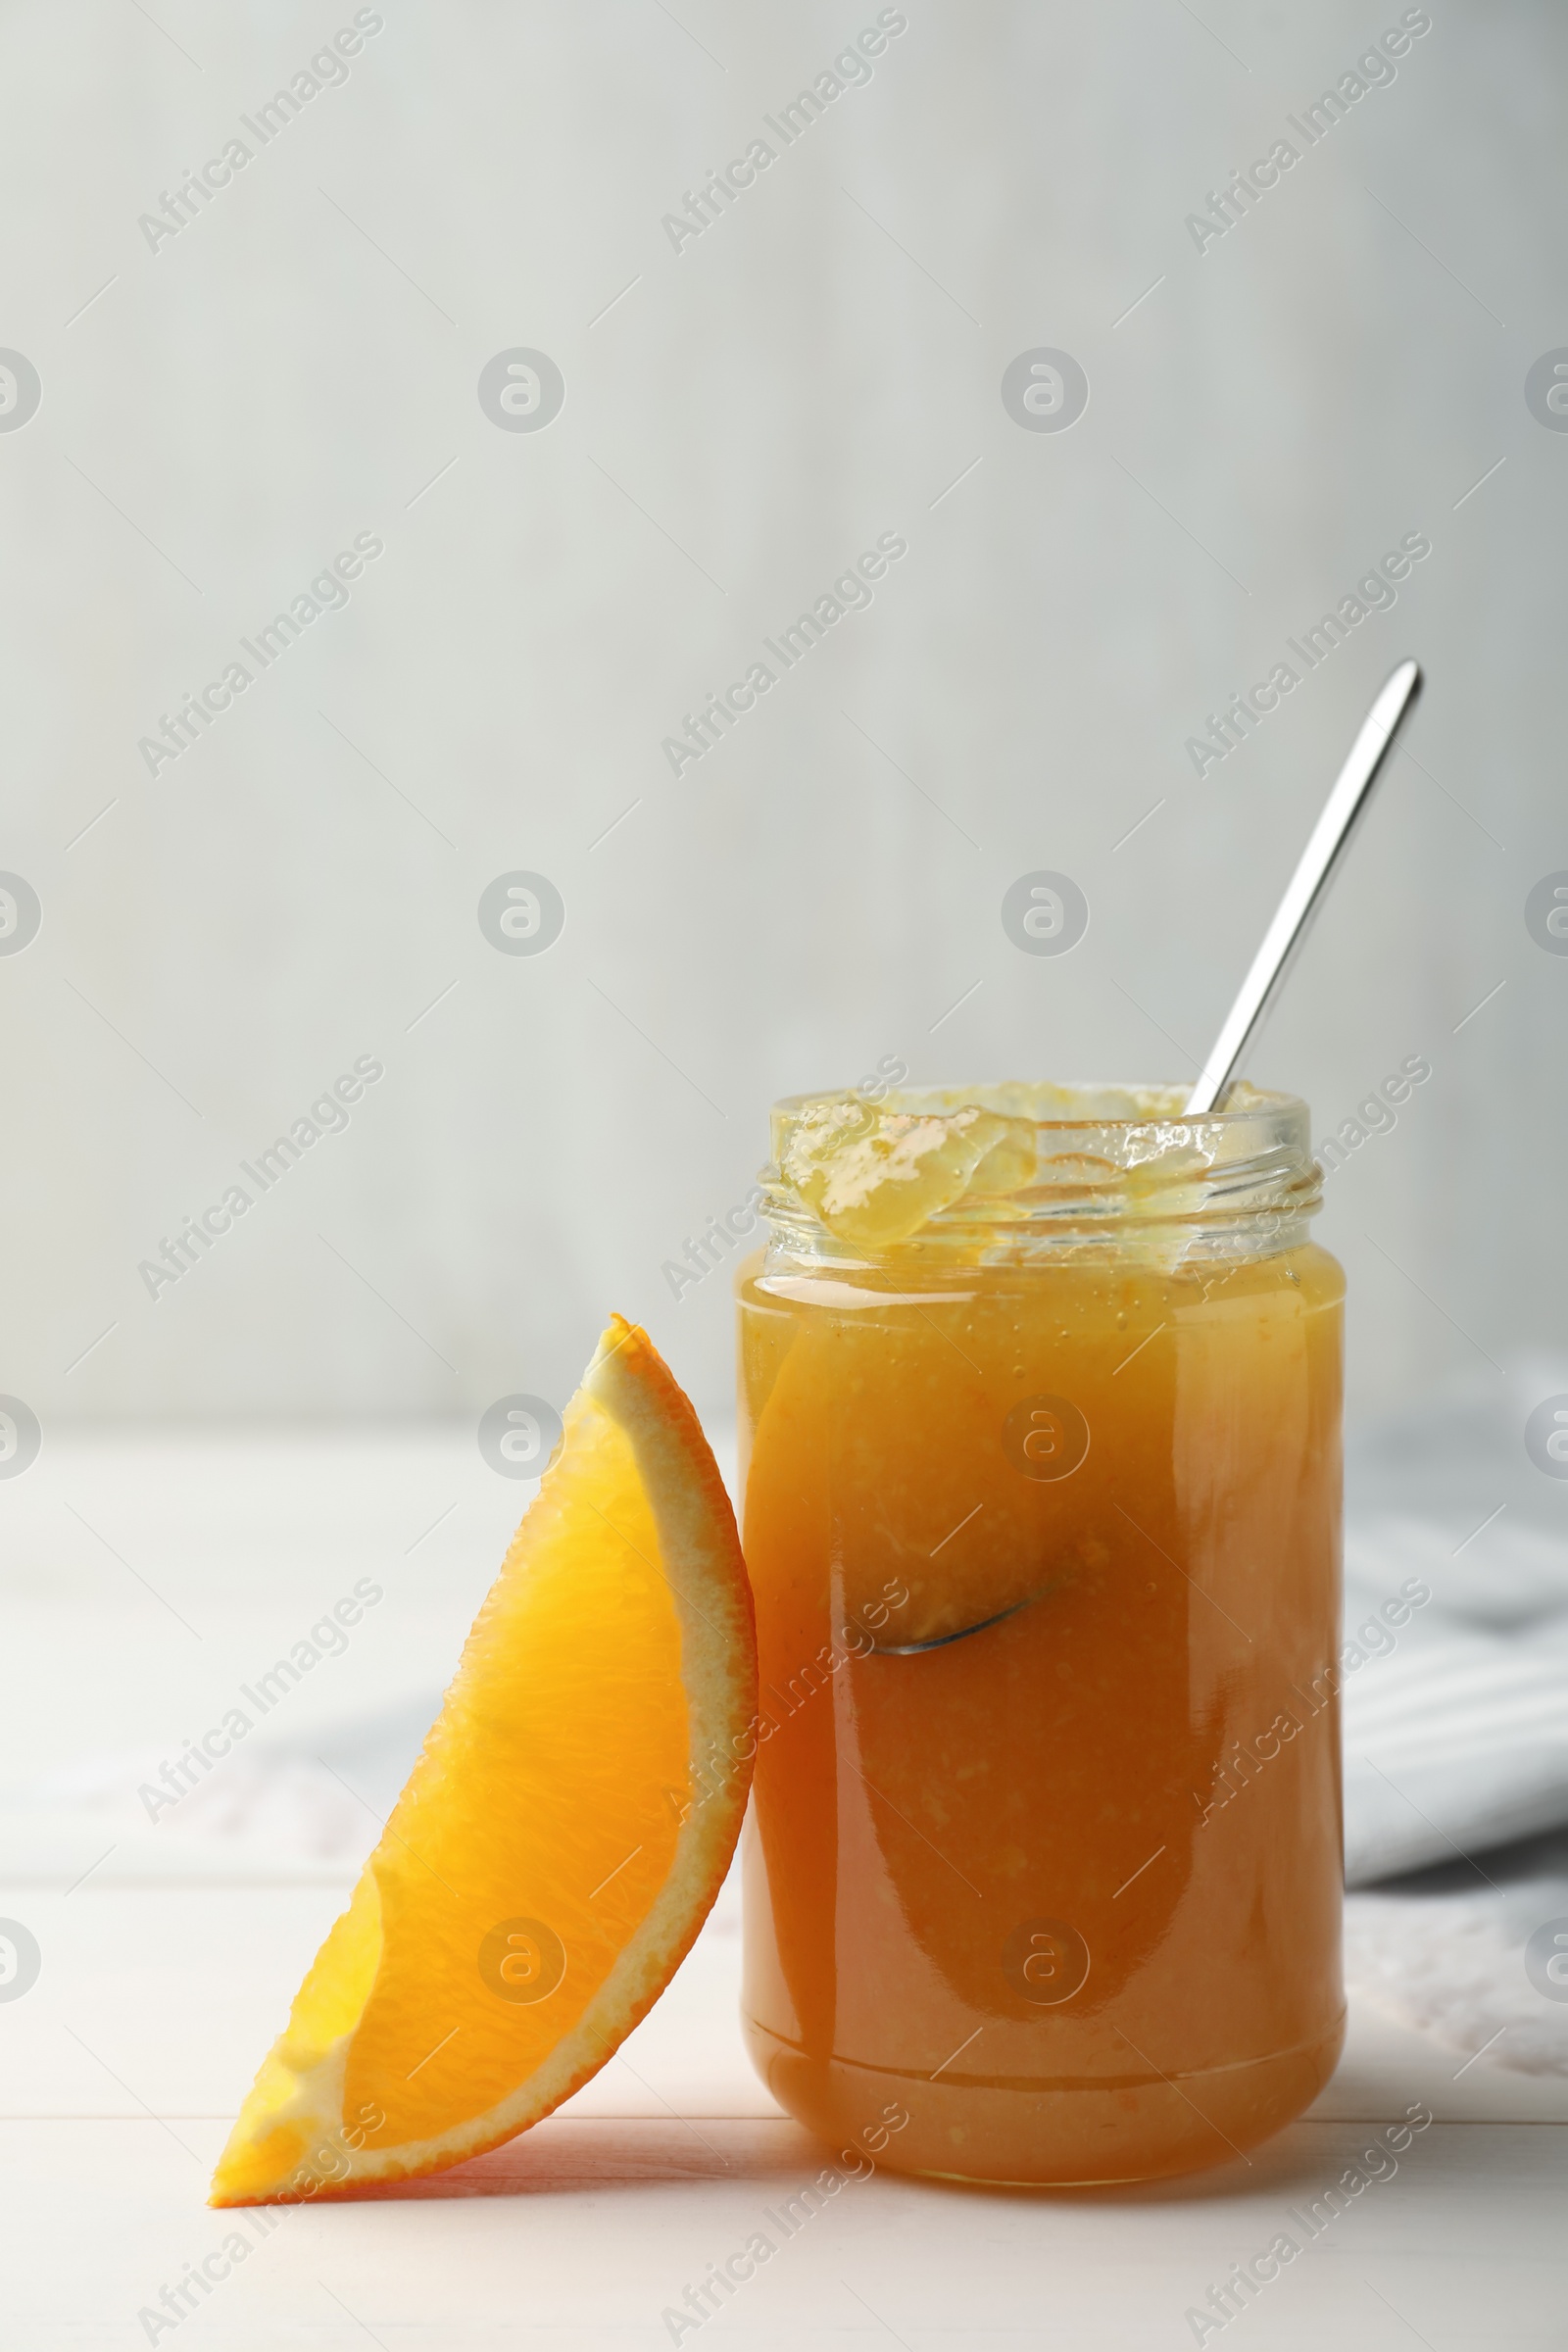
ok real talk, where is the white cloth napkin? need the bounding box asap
[1338,1354,1568,2072]
[1345,1827,1568,2077]
[1341,1522,1568,1886]
[1340,1356,1568,1885]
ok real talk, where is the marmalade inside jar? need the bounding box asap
[736,1083,1345,2184]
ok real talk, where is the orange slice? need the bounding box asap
[210,1315,756,2204]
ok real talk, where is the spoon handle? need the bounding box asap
[1184,658,1423,1117]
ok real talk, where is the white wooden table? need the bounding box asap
[4,1432,1565,2348]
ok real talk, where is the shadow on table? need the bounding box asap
[326,2113,1362,2207]
[926,2123,1379,2208]
[330,2118,820,2200]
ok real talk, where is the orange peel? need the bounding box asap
[210,1315,756,2204]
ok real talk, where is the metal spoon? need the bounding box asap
[1185,658,1422,1115]
[871,1582,1061,1656]
[869,662,1425,1660]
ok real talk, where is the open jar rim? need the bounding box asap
[760,1080,1321,1265]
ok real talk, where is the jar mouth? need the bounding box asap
[761,1080,1319,1263]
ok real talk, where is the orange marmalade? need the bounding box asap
[736,1083,1344,2184]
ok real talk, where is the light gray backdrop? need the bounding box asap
[3,0,1563,1435]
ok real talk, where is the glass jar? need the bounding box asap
[735,1082,1344,2186]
